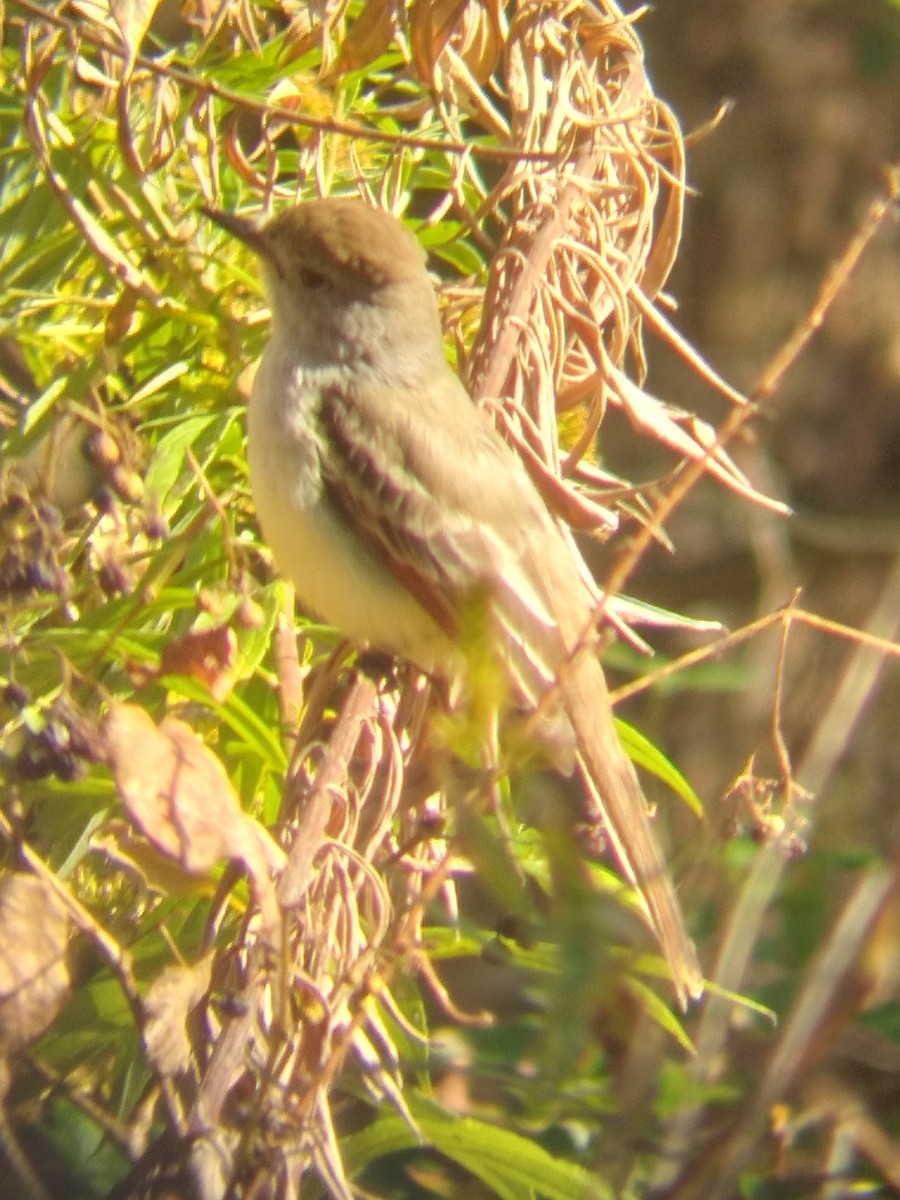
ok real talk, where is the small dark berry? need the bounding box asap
[27,557,60,593]
[36,501,64,533]
[93,486,118,517]
[53,753,85,783]
[39,719,70,756]
[16,741,53,781]
[145,509,169,540]
[98,558,131,598]
[2,681,29,709]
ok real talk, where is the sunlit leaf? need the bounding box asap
[616,720,704,818]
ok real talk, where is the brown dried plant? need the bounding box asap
[0,2,752,1196]
[7,2,898,1199]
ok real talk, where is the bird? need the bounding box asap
[203,197,703,1007]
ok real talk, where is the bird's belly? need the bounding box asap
[247,406,453,674]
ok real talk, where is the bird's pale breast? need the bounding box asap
[247,337,456,672]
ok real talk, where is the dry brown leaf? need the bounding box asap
[117,73,179,175]
[103,703,286,933]
[105,702,239,874]
[460,0,506,83]
[159,624,237,702]
[143,954,213,1077]
[410,0,469,84]
[640,107,686,301]
[109,0,162,71]
[325,0,397,82]
[411,0,504,87]
[609,364,790,515]
[0,874,70,1059]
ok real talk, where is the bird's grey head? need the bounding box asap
[208,199,447,380]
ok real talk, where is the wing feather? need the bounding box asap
[317,377,575,709]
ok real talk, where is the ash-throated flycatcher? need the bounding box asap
[204,198,702,1006]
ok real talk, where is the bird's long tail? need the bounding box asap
[562,650,704,1009]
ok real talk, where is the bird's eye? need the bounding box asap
[299,266,327,289]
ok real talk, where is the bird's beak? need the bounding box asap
[200,206,272,263]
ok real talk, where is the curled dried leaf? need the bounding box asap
[410,0,503,88]
[325,0,398,81]
[159,624,237,701]
[0,874,70,1059]
[103,702,286,932]
[608,363,791,515]
[143,954,213,1077]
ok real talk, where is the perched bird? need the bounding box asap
[205,198,703,1006]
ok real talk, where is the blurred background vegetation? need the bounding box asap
[1,1,899,1198]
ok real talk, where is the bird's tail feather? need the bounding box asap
[564,653,704,1009]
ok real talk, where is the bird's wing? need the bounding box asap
[319,378,702,1003]
[317,375,575,709]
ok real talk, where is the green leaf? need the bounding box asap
[143,413,218,509]
[160,674,288,774]
[621,973,696,1053]
[40,1096,131,1193]
[231,580,287,681]
[342,1100,612,1200]
[616,719,704,818]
